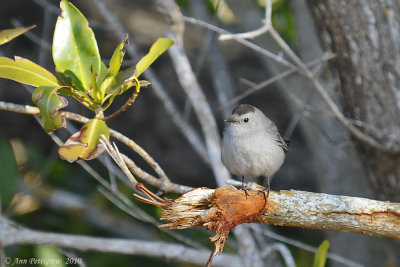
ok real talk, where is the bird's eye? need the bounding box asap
[244,118,249,122]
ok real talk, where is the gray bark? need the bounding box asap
[306,0,400,202]
[304,0,400,265]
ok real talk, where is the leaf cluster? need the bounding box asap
[0,0,173,162]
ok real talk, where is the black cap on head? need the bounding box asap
[232,104,256,116]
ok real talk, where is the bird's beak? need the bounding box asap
[225,116,238,123]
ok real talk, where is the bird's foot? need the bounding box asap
[242,188,250,197]
[257,186,270,199]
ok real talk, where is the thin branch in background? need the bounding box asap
[107,129,170,187]
[33,0,60,14]
[43,125,200,248]
[11,19,51,51]
[267,26,400,153]
[219,0,272,41]
[57,249,86,267]
[260,243,296,267]
[33,0,111,30]
[0,217,240,267]
[182,16,295,69]
[250,225,364,267]
[156,2,264,267]
[186,0,400,153]
[0,101,191,193]
[0,244,5,267]
[97,187,154,224]
[94,0,210,165]
[218,52,336,110]
[97,186,204,250]
[157,0,231,187]
[38,4,52,66]
[104,154,117,192]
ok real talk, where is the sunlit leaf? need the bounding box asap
[58,118,109,162]
[32,86,68,132]
[96,61,108,90]
[100,35,128,100]
[108,35,128,78]
[0,139,17,207]
[0,56,59,87]
[53,0,101,93]
[0,25,36,45]
[312,240,330,267]
[135,38,174,77]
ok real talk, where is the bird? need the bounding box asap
[221,104,288,195]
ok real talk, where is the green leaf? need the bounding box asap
[0,139,17,207]
[99,36,128,101]
[108,65,136,94]
[0,56,59,87]
[97,61,108,89]
[58,118,109,162]
[109,35,128,78]
[0,25,36,45]
[312,240,330,267]
[32,86,68,132]
[34,246,66,267]
[135,38,174,77]
[53,0,101,92]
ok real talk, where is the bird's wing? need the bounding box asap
[276,134,289,154]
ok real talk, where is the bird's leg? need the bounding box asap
[258,176,271,199]
[241,176,249,197]
[266,176,271,199]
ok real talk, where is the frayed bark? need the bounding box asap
[134,184,400,266]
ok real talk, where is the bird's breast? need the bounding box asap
[221,128,285,178]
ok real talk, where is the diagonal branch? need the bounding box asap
[157,0,231,187]
[0,216,240,267]
[94,0,209,164]
[185,0,400,154]
[0,101,190,194]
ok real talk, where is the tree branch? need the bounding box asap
[0,216,240,267]
[134,186,400,266]
[0,101,190,194]
[94,0,210,165]
[141,187,400,239]
[184,1,400,154]
[157,0,231,187]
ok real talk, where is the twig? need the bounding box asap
[250,225,364,267]
[218,52,336,110]
[266,14,400,153]
[19,134,200,249]
[183,16,295,69]
[157,2,263,267]
[157,0,231,187]
[219,0,272,41]
[99,136,138,187]
[94,0,210,165]
[0,244,5,267]
[107,129,171,188]
[0,101,188,192]
[260,243,295,267]
[0,216,240,267]
[57,249,86,267]
[11,19,51,51]
[185,0,400,154]
[103,79,140,121]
